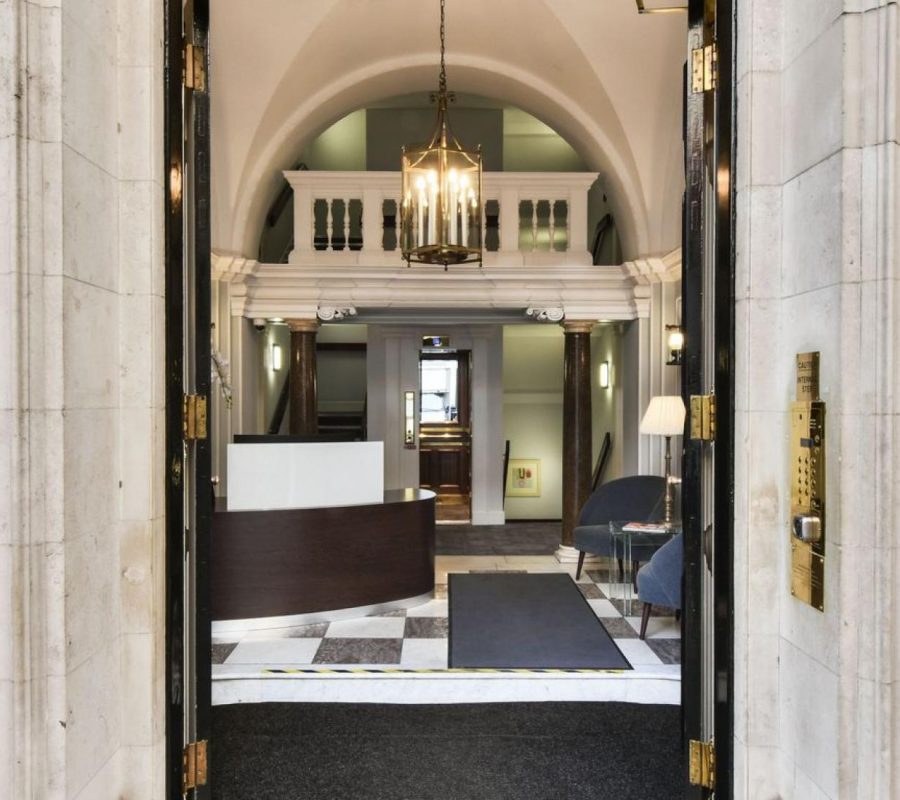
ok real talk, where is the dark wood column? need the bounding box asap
[561,321,593,548]
[288,319,318,435]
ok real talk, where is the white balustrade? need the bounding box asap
[283,170,597,265]
[548,200,556,252]
[325,198,334,249]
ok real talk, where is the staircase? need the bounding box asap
[316,410,365,441]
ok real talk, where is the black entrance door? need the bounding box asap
[165,1,212,797]
[681,0,735,797]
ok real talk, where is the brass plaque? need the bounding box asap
[791,541,825,611]
[796,351,820,401]
[790,352,825,611]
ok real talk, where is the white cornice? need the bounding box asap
[284,170,600,194]
[286,249,596,269]
[211,251,258,283]
[622,247,682,284]
[213,250,670,323]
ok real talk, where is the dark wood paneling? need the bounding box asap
[211,490,435,620]
[419,446,470,493]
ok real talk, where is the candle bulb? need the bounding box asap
[460,175,469,248]
[416,177,426,249]
[427,170,437,244]
[448,169,458,246]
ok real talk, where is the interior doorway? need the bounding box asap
[175,1,740,797]
[418,350,472,522]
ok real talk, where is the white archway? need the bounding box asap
[222,54,651,263]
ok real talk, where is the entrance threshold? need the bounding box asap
[212,667,680,706]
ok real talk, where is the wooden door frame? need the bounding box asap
[418,350,473,512]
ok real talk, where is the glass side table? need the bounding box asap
[608,521,679,616]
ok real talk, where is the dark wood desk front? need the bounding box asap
[211,489,435,621]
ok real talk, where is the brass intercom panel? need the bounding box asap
[790,352,826,611]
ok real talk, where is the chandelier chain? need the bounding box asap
[439,0,447,95]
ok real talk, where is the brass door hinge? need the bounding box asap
[184,42,206,92]
[183,394,208,441]
[689,738,716,789]
[182,739,208,792]
[691,43,717,93]
[690,394,716,441]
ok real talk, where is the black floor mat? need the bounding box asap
[449,573,630,670]
[211,702,684,800]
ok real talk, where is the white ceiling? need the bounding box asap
[210,0,687,261]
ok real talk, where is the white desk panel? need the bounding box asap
[227,441,384,511]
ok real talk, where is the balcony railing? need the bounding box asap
[283,170,598,266]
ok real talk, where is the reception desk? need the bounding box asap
[211,488,435,634]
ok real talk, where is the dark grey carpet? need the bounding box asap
[436,522,561,555]
[449,573,630,670]
[211,702,683,800]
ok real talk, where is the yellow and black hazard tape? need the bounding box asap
[263,667,629,675]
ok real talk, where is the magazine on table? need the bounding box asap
[621,521,676,534]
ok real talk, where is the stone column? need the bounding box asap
[559,321,593,558]
[288,319,318,435]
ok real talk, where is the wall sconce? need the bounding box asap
[403,391,416,448]
[666,325,684,366]
[271,344,283,371]
[599,361,610,389]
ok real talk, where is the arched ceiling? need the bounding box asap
[211,0,686,261]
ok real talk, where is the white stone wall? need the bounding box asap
[735,2,899,797]
[0,0,165,796]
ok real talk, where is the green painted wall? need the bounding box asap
[300,109,367,170]
[502,326,564,519]
[501,323,624,520]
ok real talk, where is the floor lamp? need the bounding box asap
[639,395,686,527]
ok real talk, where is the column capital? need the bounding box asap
[317,306,357,321]
[287,319,319,333]
[525,306,565,323]
[561,320,595,335]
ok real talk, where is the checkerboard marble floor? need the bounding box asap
[212,556,681,675]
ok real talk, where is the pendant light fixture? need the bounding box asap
[401,0,482,269]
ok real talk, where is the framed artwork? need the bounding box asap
[506,458,541,497]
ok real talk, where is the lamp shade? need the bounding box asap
[639,395,686,436]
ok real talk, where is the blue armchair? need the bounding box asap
[573,475,666,580]
[635,532,683,639]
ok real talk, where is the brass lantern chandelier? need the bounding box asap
[401,0,482,269]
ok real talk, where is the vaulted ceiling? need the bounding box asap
[210,0,686,262]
